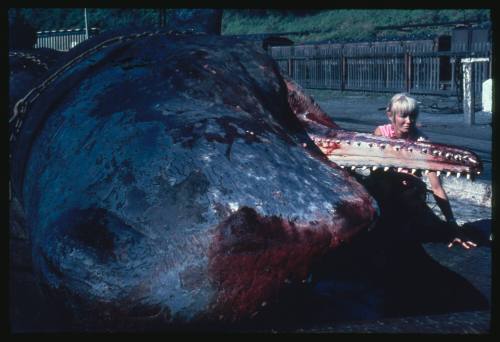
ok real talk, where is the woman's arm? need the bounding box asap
[427,172,455,223]
[427,171,477,249]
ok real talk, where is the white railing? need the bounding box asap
[35,27,99,51]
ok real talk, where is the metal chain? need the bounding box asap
[9,29,205,143]
[9,51,49,71]
[8,29,203,201]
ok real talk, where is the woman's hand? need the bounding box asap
[447,237,478,249]
[447,222,478,250]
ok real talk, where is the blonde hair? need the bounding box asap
[386,93,419,117]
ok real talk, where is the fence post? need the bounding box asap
[341,55,346,91]
[461,57,489,125]
[450,57,456,92]
[404,52,411,93]
[462,61,475,125]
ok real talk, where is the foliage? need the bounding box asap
[10,8,491,43]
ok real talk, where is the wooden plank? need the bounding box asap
[350,58,353,89]
[359,58,362,89]
[387,57,390,89]
[428,57,432,91]
[433,57,437,91]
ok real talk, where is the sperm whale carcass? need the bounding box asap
[8,29,481,328]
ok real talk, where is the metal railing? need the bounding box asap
[35,27,99,51]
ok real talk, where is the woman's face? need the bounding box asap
[389,111,417,137]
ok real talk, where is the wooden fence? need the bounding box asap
[270,44,491,100]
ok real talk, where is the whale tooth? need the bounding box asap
[384,166,389,172]
[424,170,429,175]
[372,166,378,171]
[361,166,367,170]
[469,158,477,164]
[411,169,416,174]
[477,171,481,175]
[335,140,341,144]
[340,165,345,169]
[457,172,461,178]
[397,167,403,172]
[432,150,439,155]
[445,153,452,159]
[466,173,471,180]
[351,166,356,170]
[454,155,461,160]
[437,171,441,176]
[446,171,451,177]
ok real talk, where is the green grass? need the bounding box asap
[221,9,490,43]
[12,8,491,44]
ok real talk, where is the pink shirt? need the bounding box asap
[376,124,427,141]
[377,124,396,138]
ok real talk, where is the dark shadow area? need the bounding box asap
[172,172,490,333]
[295,171,489,329]
[460,219,491,247]
[223,171,490,332]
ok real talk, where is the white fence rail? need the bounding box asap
[35,27,99,51]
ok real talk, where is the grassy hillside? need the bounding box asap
[11,8,491,44]
[222,9,491,43]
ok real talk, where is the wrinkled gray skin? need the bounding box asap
[9,29,378,328]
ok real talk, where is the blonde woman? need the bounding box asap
[374,93,476,250]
